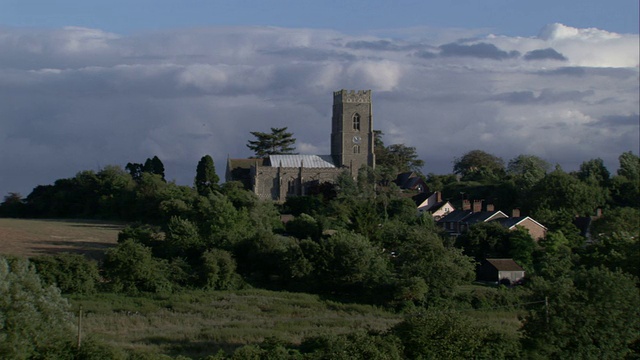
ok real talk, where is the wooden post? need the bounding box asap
[77,305,83,349]
[545,296,549,326]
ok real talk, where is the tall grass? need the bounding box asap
[68,289,402,357]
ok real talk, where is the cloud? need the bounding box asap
[524,48,567,61]
[439,42,520,60]
[0,24,637,196]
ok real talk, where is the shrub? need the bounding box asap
[32,253,101,294]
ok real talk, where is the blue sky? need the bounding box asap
[0,1,638,196]
[2,0,638,36]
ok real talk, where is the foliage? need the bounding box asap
[507,154,550,192]
[521,267,640,359]
[195,155,220,196]
[576,157,610,187]
[300,331,403,360]
[453,149,505,182]
[102,239,172,293]
[393,229,476,305]
[0,192,26,218]
[285,213,322,241]
[392,310,521,359]
[246,127,297,158]
[528,167,606,216]
[199,249,239,290]
[0,257,74,359]
[455,222,537,270]
[374,130,425,173]
[31,253,101,295]
[314,231,391,295]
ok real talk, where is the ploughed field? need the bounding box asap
[0,218,123,259]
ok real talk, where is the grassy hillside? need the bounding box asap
[0,218,123,259]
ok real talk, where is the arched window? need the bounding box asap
[353,145,360,154]
[352,113,360,131]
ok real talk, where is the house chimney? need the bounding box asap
[486,204,494,212]
[473,200,482,213]
[512,208,520,218]
[462,199,471,211]
[436,191,442,203]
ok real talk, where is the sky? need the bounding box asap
[0,1,638,197]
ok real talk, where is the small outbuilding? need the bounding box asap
[477,258,525,285]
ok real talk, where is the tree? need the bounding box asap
[374,131,424,173]
[393,310,520,359]
[453,150,505,181]
[195,155,219,196]
[0,257,74,359]
[576,158,610,187]
[146,155,166,180]
[617,151,640,181]
[507,154,550,191]
[247,127,297,158]
[528,167,606,217]
[102,239,172,293]
[521,267,640,358]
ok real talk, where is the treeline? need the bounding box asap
[1,150,639,359]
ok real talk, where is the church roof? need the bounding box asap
[267,155,336,168]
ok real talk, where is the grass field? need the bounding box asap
[0,218,123,259]
[70,289,403,357]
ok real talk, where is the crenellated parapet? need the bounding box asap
[333,89,371,104]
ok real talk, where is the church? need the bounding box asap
[226,89,375,201]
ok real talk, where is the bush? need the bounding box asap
[32,253,101,294]
[102,240,172,294]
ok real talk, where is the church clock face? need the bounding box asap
[352,135,362,144]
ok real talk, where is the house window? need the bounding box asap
[353,145,360,154]
[353,113,361,131]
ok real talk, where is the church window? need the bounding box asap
[353,145,360,154]
[287,178,297,195]
[353,113,360,131]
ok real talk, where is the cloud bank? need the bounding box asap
[0,23,638,196]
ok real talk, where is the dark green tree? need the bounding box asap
[507,154,550,191]
[576,158,610,187]
[102,239,172,293]
[528,167,606,216]
[31,254,101,295]
[521,267,640,359]
[143,156,165,180]
[247,127,297,158]
[195,155,219,196]
[453,149,506,182]
[393,310,521,359]
[374,131,424,173]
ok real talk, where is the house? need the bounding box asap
[412,191,455,219]
[494,209,547,240]
[438,199,508,237]
[394,171,427,192]
[438,201,547,240]
[476,258,525,285]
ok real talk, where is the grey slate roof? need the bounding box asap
[268,155,337,168]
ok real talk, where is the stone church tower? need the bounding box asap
[227,89,375,201]
[330,90,375,174]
